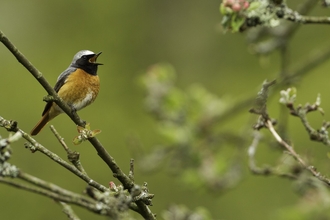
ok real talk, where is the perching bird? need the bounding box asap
[30,50,102,136]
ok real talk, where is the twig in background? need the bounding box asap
[58,202,81,220]
[50,125,87,174]
[265,119,330,186]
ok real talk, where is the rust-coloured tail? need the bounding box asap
[30,112,50,136]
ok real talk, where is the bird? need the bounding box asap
[30,50,103,136]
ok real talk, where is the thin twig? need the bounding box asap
[50,125,70,152]
[18,171,95,204]
[58,202,81,220]
[283,3,330,25]
[129,158,135,182]
[248,132,267,173]
[0,177,112,215]
[248,130,299,179]
[50,125,87,174]
[265,119,330,185]
[251,0,318,55]
[290,16,330,24]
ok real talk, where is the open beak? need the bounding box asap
[89,52,103,65]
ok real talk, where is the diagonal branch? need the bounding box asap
[0,30,155,219]
[58,202,81,220]
[50,125,87,174]
[265,119,330,185]
[0,177,108,215]
[0,116,107,192]
[18,171,95,204]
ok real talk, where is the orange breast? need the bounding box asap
[57,69,100,111]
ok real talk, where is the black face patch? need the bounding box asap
[71,54,99,75]
[77,54,95,65]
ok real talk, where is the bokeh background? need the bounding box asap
[1,0,330,219]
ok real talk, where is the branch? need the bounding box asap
[58,202,81,220]
[248,78,330,186]
[17,171,95,204]
[249,0,319,54]
[0,116,107,192]
[295,16,330,24]
[279,88,330,146]
[247,130,324,187]
[50,125,87,174]
[265,119,330,185]
[283,10,330,24]
[0,177,110,215]
[249,102,330,185]
[0,29,155,219]
[285,0,330,24]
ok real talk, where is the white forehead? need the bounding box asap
[72,50,95,62]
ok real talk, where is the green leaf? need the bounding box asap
[247,1,260,12]
[73,136,83,145]
[220,3,226,14]
[85,123,91,130]
[231,14,245,32]
[91,129,102,137]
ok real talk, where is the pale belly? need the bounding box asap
[72,90,95,111]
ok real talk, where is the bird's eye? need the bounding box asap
[82,55,87,60]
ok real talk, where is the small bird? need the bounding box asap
[30,50,103,136]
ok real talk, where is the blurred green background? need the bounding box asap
[1,0,330,219]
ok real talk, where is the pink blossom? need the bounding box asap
[232,3,242,11]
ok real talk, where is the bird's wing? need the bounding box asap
[54,67,77,92]
[41,67,77,116]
